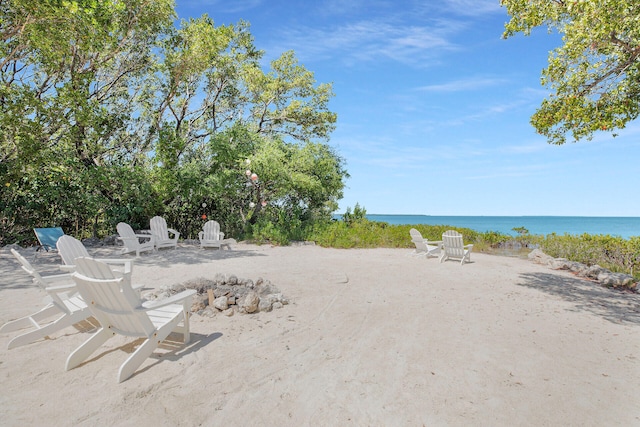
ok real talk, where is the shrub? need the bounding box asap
[306,219,639,279]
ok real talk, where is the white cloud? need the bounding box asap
[441,0,504,16]
[417,77,508,92]
[265,20,462,67]
[180,0,263,13]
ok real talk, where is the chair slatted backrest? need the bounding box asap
[11,248,45,287]
[57,235,91,266]
[409,228,428,252]
[117,222,143,248]
[202,220,221,240]
[73,258,155,338]
[442,230,465,257]
[11,249,68,312]
[150,216,169,241]
[116,222,136,241]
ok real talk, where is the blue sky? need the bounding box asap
[175,0,640,217]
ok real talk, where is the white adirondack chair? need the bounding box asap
[116,222,155,257]
[439,230,474,265]
[56,235,134,275]
[150,216,180,250]
[409,228,442,258]
[66,257,196,382]
[198,220,231,249]
[1,249,90,349]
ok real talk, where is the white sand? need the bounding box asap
[1,243,639,426]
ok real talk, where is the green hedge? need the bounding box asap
[302,219,639,279]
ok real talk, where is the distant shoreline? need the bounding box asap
[366,214,640,218]
[334,214,640,239]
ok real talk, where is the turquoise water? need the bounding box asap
[358,215,640,239]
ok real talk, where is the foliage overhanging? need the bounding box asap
[501,0,640,144]
[0,0,346,245]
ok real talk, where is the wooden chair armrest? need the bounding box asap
[65,259,133,275]
[40,273,74,283]
[45,283,76,292]
[96,258,133,275]
[139,290,196,310]
[134,233,154,241]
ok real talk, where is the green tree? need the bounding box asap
[243,136,347,224]
[1,0,174,243]
[342,203,367,225]
[148,17,341,238]
[244,50,337,141]
[1,2,346,245]
[501,0,640,144]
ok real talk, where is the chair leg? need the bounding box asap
[0,304,59,333]
[461,252,471,265]
[7,309,89,349]
[117,315,182,382]
[66,327,113,371]
[182,310,190,344]
[118,337,159,382]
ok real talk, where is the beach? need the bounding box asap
[1,242,639,426]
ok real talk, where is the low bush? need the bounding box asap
[301,219,640,280]
[532,233,640,277]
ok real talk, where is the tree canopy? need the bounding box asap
[501,0,640,144]
[1,0,345,245]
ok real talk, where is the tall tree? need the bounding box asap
[244,50,337,141]
[1,1,345,244]
[501,0,640,144]
[1,0,174,240]
[150,17,341,233]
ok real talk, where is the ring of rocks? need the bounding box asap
[145,273,289,317]
[528,249,638,290]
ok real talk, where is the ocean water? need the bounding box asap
[360,215,640,239]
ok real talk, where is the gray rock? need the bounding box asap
[170,283,186,293]
[214,273,226,285]
[531,250,637,289]
[258,297,273,312]
[200,307,217,317]
[585,265,606,279]
[528,249,553,265]
[597,272,636,288]
[183,277,215,292]
[82,237,103,247]
[242,291,260,313]
[214,285,232,298]
[191,300,206,312]
[102,235,119,246]
[213,296,229,311]
[151,272,290,316]
[549,258,570,270]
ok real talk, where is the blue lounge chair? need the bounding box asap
[33,227,65,252]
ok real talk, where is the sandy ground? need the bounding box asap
[0,242,639,426]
